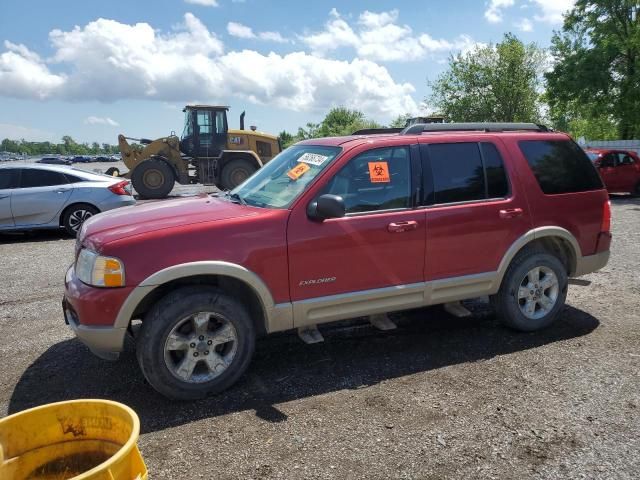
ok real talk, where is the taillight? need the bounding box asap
[108,180,131,196]
[601,200,611,232]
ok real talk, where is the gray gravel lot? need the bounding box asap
[0,195,638,479]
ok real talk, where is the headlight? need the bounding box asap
[76,249,125,287]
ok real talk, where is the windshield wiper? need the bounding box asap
[224,191,247,205]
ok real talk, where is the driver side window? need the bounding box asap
[600,153,616,168]
[323,146,411,214]
[197,111,212,135]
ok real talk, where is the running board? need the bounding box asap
[297,325,325,344]
[369,313,397,331]
[443,301,472,318]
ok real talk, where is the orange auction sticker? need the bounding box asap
[368,162,390,183]
[287,162,310,180]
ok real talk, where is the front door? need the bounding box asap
[420,139,532,280]
[12,168,73,226]
[287,145,425,304]
[195,110,227,158]
[0,168,20,228]
[614,152,638,192]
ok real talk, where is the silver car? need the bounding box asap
[0,164,136,236]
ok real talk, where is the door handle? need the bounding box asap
[56,189,71,193]
[499,208,524,219]
[388,221,419,233]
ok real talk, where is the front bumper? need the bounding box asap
[63,266,132,361]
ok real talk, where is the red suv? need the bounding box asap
[585,148,640,195]
[63,123,611,399]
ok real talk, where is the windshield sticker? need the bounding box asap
[297,152,329,166]
[368,162,390,183]
[287,162,311,180]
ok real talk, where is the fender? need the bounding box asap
[114,261,293,333]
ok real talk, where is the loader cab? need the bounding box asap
[180,105,229,158]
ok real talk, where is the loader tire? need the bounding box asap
[132,158,175,199]
[220,158,257,190]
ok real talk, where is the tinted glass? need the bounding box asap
[324,147,411,213]
[20,169,69,188]
[481,142,509,198]
[0,169,19,189]
[429,143,485,204]
[64,174,84,183]
[519,140,603,194]
[599,153,615,168]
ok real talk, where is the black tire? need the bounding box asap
[105,167,120,177]
[136,286,256,400]
[131,158,175,199]
[632,181,640,197]
[220,158,257,190]
[491,248,568,332]
[62,203,98,237]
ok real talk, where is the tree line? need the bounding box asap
[0,136,119,156]
[280,1,639,145]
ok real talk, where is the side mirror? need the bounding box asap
[307,194,346,221]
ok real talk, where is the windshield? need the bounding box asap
[585,152,599,162]
[231,145,342,208]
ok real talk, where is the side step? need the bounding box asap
[369,313,397,331]
[298,325,325,344]
[443,301,472,318]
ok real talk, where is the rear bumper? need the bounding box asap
[63,266,131,360]
[573,250,610,277]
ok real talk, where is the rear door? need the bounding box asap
[12,168,74,226]
[420,139,532,280]
[0,169,20,228]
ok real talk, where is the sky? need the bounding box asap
[0,0,576,145]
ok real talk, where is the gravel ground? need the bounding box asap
[0,195,638,479]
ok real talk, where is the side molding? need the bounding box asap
[114,261,293,333]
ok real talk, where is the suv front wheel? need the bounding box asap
[136,286,256,400]
[492,249,568,332]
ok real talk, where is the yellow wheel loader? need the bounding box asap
[116,106,281,199]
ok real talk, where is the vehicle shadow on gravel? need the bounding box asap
[9,304,599,433]
[0,230,71,244]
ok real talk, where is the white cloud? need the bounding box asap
[85,116,119,126]
[531,0,575,23]
[0,123,57,142]
[227,22,289,43]
[485,0,515,23]
[184,0,218,6]
[515,18,534,32]
[302,9,477,62]
[0,13,417,119]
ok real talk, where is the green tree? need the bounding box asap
[388,114,413,128]
[545,1,640,139]
[430,33,545,123]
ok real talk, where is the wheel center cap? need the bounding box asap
[196,341,208,352]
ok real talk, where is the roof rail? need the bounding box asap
[351,127,404,135]
[401,122,551,135]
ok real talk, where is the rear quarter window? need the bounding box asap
[519,140,603,194]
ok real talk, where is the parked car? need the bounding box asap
[70,156,92,164]
[585,148,640,195]
[63,123,611,400]
[0,164,135,236]
[37,157,72,166]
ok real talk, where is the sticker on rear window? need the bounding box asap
[287,162,310,180]
[368,162,390,183]
[297,153,329,166]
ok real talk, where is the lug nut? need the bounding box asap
[207,340,213,345]
[193,352,199,357]
[205,351,209,355]
[190,343,196,348]
[199,335,205,341]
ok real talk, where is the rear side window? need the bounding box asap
[0,169,20,189]
[64,174,84,183]
[19,169,69,188]
[519,140,603,194]
[425,142,509,204]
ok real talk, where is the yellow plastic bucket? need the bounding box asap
[0,399,147,480]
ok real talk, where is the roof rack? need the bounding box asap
[351,127,404,135]
[401,122,551,135]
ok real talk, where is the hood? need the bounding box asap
[81,195,261,248]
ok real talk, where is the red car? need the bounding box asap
[63,123,611,399]
[585,148,640,195]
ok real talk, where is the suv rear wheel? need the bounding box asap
[492,248,568,332]
[136,286,255,400]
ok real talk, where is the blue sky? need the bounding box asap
[0,0,574,145]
